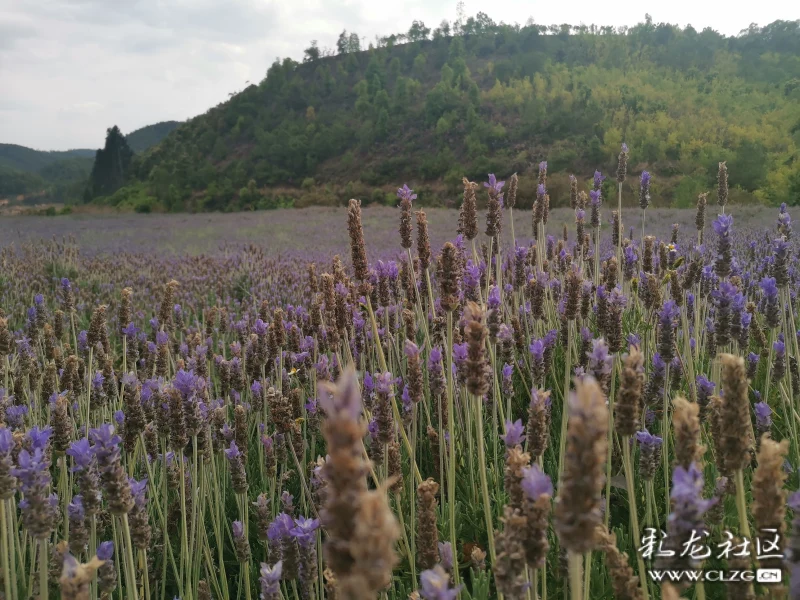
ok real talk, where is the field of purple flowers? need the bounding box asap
[0,153,798,600]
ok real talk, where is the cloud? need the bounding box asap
[59,102,105,115]
[0,0,794,149]
[0,16,38,50]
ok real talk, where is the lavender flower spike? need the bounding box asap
[501,419,526,448]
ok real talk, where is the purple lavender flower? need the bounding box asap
[755,402,772,435]
[501,419,526,448]
[373,371,393,396]
[761,276,779,300]
[487,285,501,310]
[419,566,460,600]
[452,343,468,367]
[224,440,242,460]
[77,330,89,352]
[27,426,52,451]
[233,520,245,539]
[761,276,781,328]
[0,427,16,497]
[587,338,613,380]
[636,430,662,448]
[658,300,680,329]
[529,339,545,363]
[259,561,283,599]
[746,352,760,380]
[484,174,505,196]
[664,463,716,569]
[520,464,553,500]
[696,375,715,403]
[397,184,417,202]
[67,438,94,472]
[98,540,114,561]
[438,541,454,572]
[122,322,138,338]
[68,495,85,522]
[290,516,319,547]
[501,363,514,397]
[593,170,605,190]
[712,214,733,238]
[639,171,652,209]
[12,447,56,537]
[404,340,420,358]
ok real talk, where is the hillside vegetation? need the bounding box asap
[100,15,800,213]
[0,121,180,202]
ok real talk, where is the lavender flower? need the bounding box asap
[761,276,780,328]
[432,542,452,574]
[636,431,663,481]
[755,402,772,438]
[419,565,460,600]
[259,561,283,600]
[0,427,15,498]
[587,338,613,392]
[639,171,651,209]
[90,423,134,514]
[520,464,553,500]
[484,174,505,197]
[657,463,716,571]
[397,184,417,202]
[593,170,605,190]
[501,419,526,448]
[12,447,56,537]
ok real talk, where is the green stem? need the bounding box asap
[568,551,582,600]
[474,392,496,565]
[38,538,47,600]
[623,436,649,600]
[365,296,422,484]
[558,323,573,476]
[1,499,12,600]
[178,450,191,600]
[444,310,460,588]
[662,363,671,518]
[121,514,139,600]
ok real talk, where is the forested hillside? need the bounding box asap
[58,17,800,211]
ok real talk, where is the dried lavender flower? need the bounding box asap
[555,376,608,554]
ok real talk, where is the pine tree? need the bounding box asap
[87,126,133,199]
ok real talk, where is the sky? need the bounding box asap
[1,0,796,151]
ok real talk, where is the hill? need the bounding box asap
[0,144,95,173]
[100,15,800,213]
[125,121,181,153]
[0,121,181,202]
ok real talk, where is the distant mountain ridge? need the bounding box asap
[0,121,181,201]
[0,145,95,173]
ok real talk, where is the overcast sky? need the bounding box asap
[1,0,796,151]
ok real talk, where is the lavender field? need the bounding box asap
[0,204,780,257]
[0,158,798,600]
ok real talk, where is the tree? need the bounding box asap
[407,20,431,42]
[336,30,349,54]
[87,125,134,199]
[433,20,451,39]
[303,41,320,63]
[348,32,361,53]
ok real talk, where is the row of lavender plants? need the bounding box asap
[0,148,798,600]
